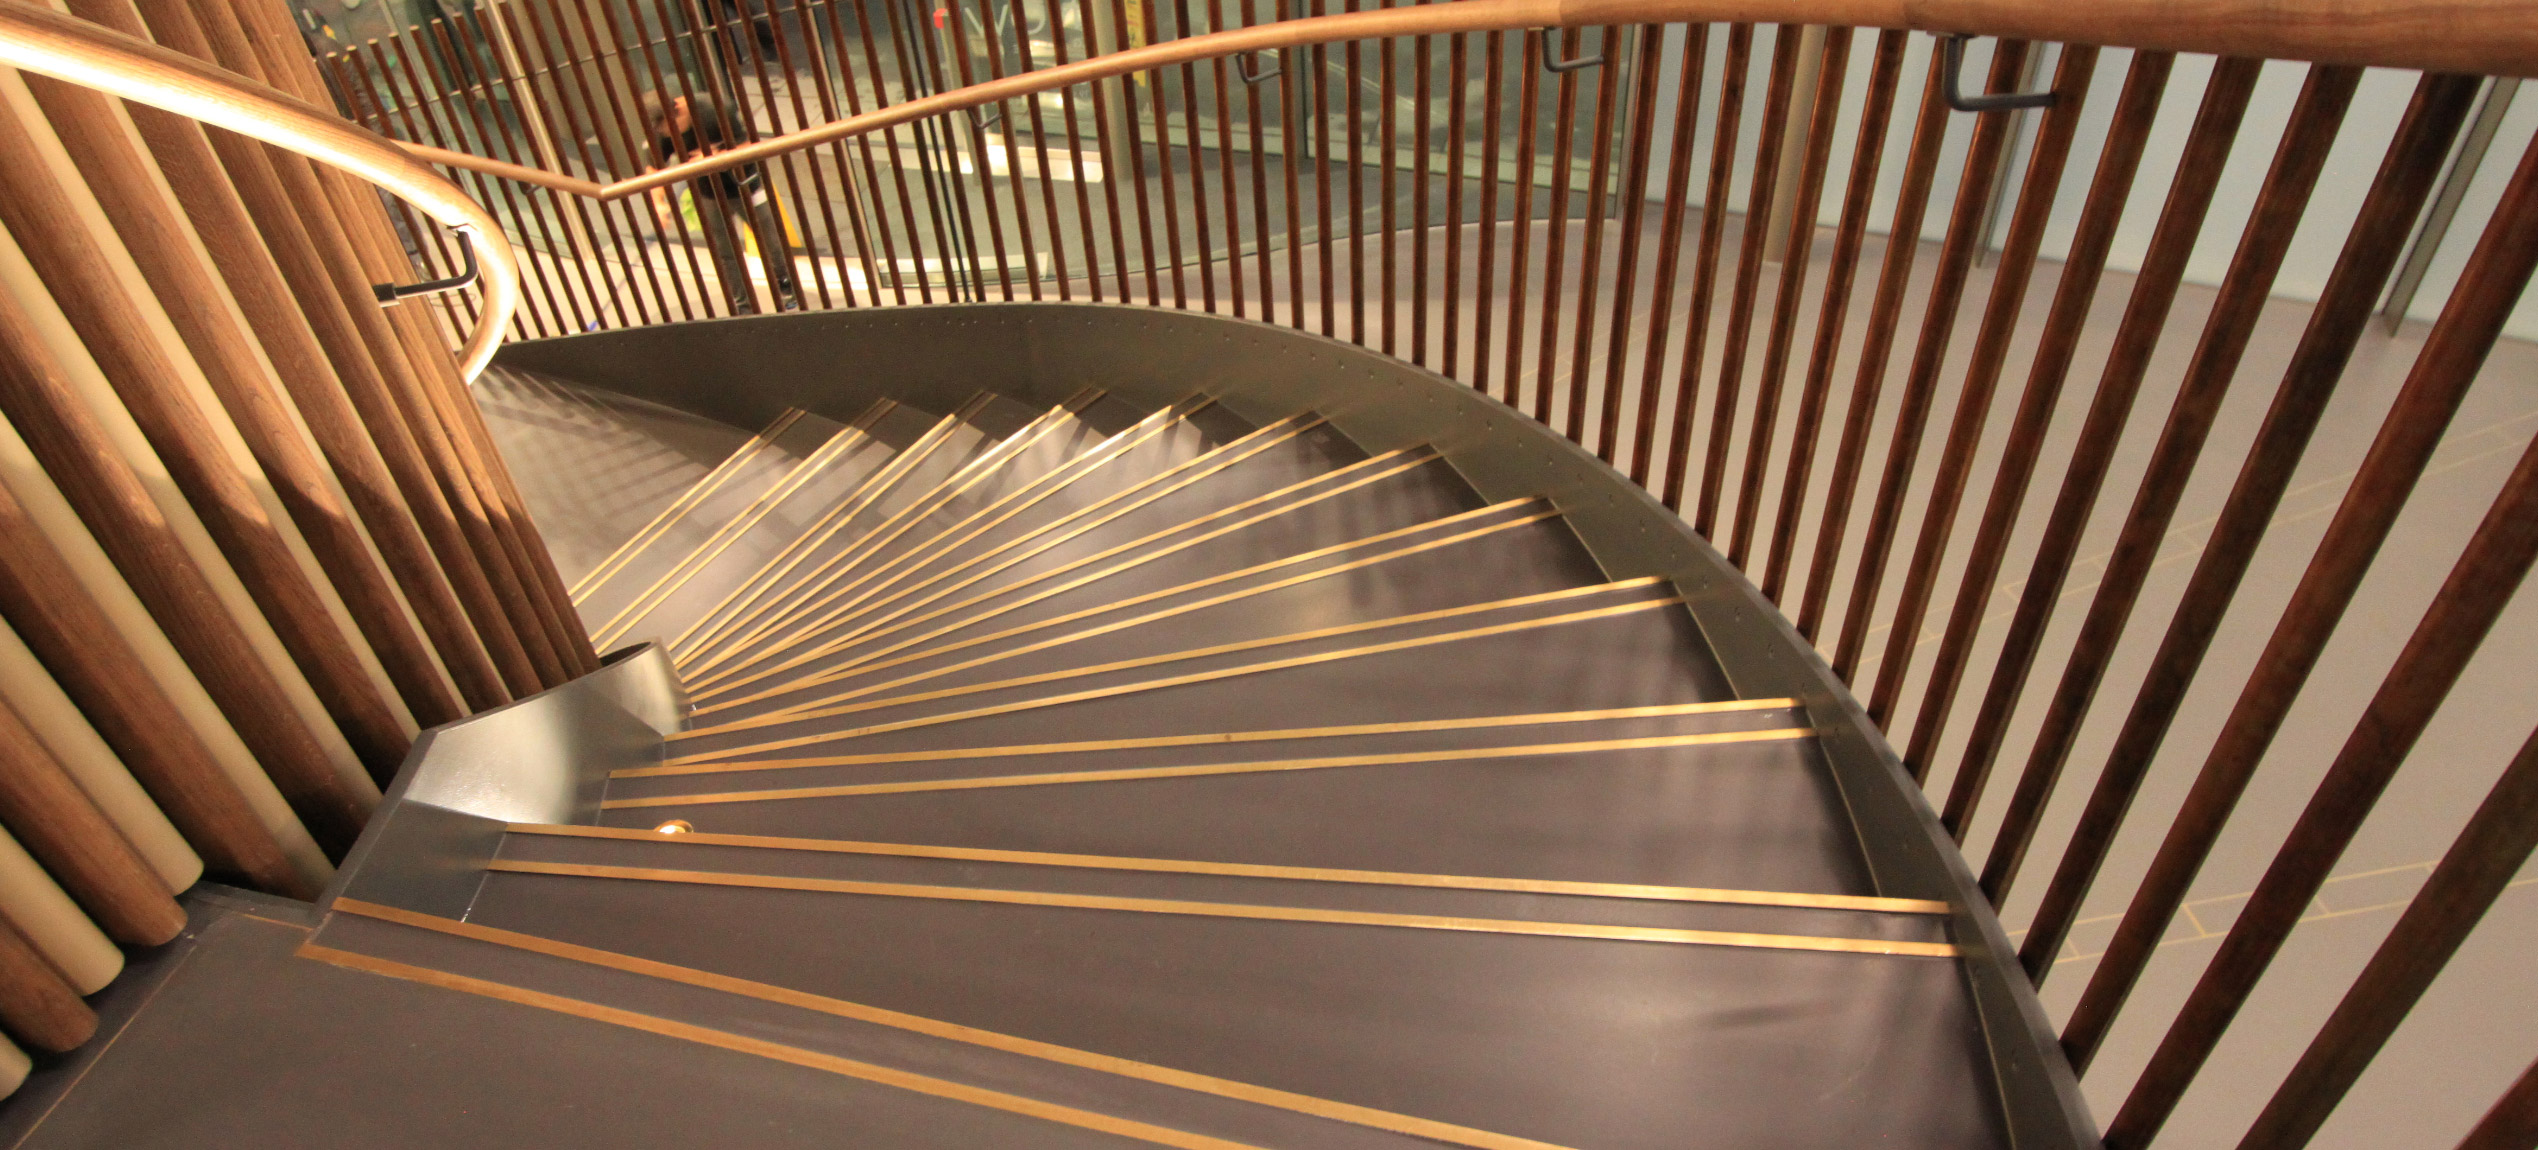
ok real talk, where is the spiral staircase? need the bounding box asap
[0,306,2086,1149]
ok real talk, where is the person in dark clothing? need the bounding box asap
[639,90,802,313]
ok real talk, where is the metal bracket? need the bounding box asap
[1941,34,2055,112]
[1537,29,1604,74]
[1237,51,1280,84]
[373,229,480,304]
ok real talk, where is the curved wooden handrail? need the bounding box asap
[0,1,520,380]
[382,0,2535,202]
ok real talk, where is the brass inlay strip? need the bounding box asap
[701,402,1095,658]
[479,860,1959,957]
[678,410,1004,674]
[295,941,1269,1150]
[592,422,877,647]
[687,403,1162,682]
[505,825,1949,914]
[632,698,1801,777]
[677,422,1378,701]
[687,423,1394,701]
[571,410,799,603]
[747,398,1213,653]
[618,727,1811,806]
[710,504,1556,722]
[323,899,1577,1150]
[668,409,973,662]
[668,586,1679,760]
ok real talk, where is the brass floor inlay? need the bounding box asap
[318,899,1580,1150]
[507,823,1949,914]
[297,940,1272,1150]
[613,728,1811,807]
[479,859,1959,957]
[631,698,1803,777]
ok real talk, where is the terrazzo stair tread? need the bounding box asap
[955,392,1045,442]
[599,735,1875,898]
[609,703,1811,799]
[696,506,1607,723]
[458,858,2004,1150]
[1178,398,1258,443]
[476,367,755,584]
[575,408,849,631]
[664,402,1015,671]
[20,914,1130,1150]
[490,828,1948,943]
[592,420,911,649]
[302,911,1436,1150]
[687,447,1483,706]
[663,583,1727,761]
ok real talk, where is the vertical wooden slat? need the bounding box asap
[1828,38,2030,690]
[1761,29,1904,599]
[1342,0,1365,338]
[757,0,861,309]
[0,696,182,945]
[581,0,711,318]
[1791,42,1948,640]
[1694,24,1799,536]
[200,0,579,689]
[1560,26,1622,446]
[391,25,561,335]
[0,910,93,1053]
[1171,0,1217,311]
[458,8,615,330]
[851,0,937,303]
[0,165,371,862]
[1207,0,1244,314]
[26,10,466,732]
[2062,87,2523,1075]
[992,0,1075,301]
[2236,722,2538,1150]
[1407,15,1431,363]
[1728,27,1848,561]
[1592,25,1664,460]
[1658,22,1751,510]
[1529,26,1586,427]
[1377,8,1397,351]
[135,0,520,712]
[1309,0,1335,333]
[503,0,669,324]
[1627,22,1707,486]
[1103,0,1163,303]
[1470,29,1504,399]
[1440,29,1470,378]
[1240,0,1274,321]
[0,614,200,891]
[1965,66,2463,870]
[1917,49,2169,836]
[0,441,299,895]
[1978,61,2264,931]
[0,75,411,777]
[1869,43,2097,743]
[1497,32,1541,407]
[1277,0,1305,326]
[2458,1058,2538,1150]
[808,0,910,305]
[2109,351,2538,1145]
[1147,0,1191,307]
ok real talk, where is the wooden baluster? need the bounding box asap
[1659,22,1750,510]
[1761,29,1903,600]
[1872,43,2098,748]
[1828,38,2030,690]
[1694,23,1799,536]
[0,445,301,895]
[2063,91,2532,1079]
[0,697,183,945]
[1627,23,1707,487]
[1792,38,1948,642]
[1594,24,1666,462]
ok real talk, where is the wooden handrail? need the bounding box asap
[0,1,519,381]
[398,0,2531,202]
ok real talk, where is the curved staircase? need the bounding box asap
[2,307,2085,1150]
